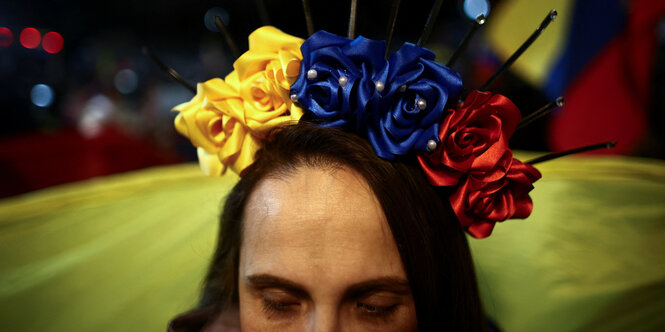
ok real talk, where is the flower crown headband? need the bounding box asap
[159,2,615,239]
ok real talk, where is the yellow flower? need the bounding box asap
[173,26,304,175]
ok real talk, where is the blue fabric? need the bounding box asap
[544,0,627,98]
[291,31,463,160]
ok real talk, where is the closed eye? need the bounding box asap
[357,302,399,317]
[259,287,304,317]
[262,297,300,315]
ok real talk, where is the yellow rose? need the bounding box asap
[173,26,304,175]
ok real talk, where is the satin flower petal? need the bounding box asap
[173,26,304,175]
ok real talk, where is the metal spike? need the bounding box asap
[254,0,270,25]
[302,0,315,36]
[480,9,558,91]
[527,141,616,165]
[214,16,241,59]
[142,46,196,94]
[416,0,445,47]
[348,0,359,39]
[385,0,402,58]
[517,96,564,130]
[446,14,486,67]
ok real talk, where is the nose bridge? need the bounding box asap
[309,304,340,332]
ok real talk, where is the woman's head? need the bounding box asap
[201,123,484,331]
[240,165,416,331]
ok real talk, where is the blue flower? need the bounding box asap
[290,30,388,131]
[366,43,463,160]
[292,32,463,160]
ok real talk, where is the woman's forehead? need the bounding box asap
[245,166,377,222]
[240,166,406,288]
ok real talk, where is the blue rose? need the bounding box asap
[366,43,463,160]
[290,30,388,131]
[292,32,463,160]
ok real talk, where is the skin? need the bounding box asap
[238,166,417,332]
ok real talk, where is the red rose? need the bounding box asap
[450,152,542,239]
[418,90,521,186]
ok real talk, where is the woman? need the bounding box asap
[169,124,486,331]
[168,25,542,332]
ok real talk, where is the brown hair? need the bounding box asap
[199,123,486,331]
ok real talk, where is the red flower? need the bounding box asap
[449,152,542,239]
[418,90,521,186]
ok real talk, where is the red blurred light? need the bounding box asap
[42,31,64,54]
[20,27,41,49]
[0,27,12,47]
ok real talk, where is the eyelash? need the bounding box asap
[357,302,399,318]
[262,298,299,316]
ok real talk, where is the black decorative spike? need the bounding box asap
[517,96,564,130]
[254,0,270,25]
[142,46,196,94]
[446,14,486,68]
[527,141,616,165]
[214,16,241,59]
[348,0,359,39]
[385,0,402,59]
[417,0,444,47]
[302,0,315,36]
[480,9,558,91]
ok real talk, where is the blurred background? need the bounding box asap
[1,0,664,198]
[2,2,665,331]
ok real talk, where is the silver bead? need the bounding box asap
[476,14,486,25]
[290,93,298,102]
[426,139,438,152]
[416,98,427,110]
[399,84,407,92]
[307,69,318,80]
[338,75,349,87]
[375,81,385,93]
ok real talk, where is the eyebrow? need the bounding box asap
[245,274,411,300]
[343,277,412,300]
[245,274,310,298]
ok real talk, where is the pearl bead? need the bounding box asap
[427,139,438,152]
[338,75,349,87]
[307,69,318,80]
[399,85,407,92]
[375,81,385,93]
[416,98,427,110]
[290,93,298,102]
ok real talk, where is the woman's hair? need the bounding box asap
[199,123,485,331]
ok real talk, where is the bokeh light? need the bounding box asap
[463,0,490,20]
[0,27,13,47]
[30,84,54,107]
[79,94,113,138]
[42,31,64,54]
[204,7,230,32]
[114,68,139,94]
[20,27,41,49]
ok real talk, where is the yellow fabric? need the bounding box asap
[472,154,665,331]
[0,165,238,331]
[1,155,664,331]
[486,0,574,86]
[173,26,304,176]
